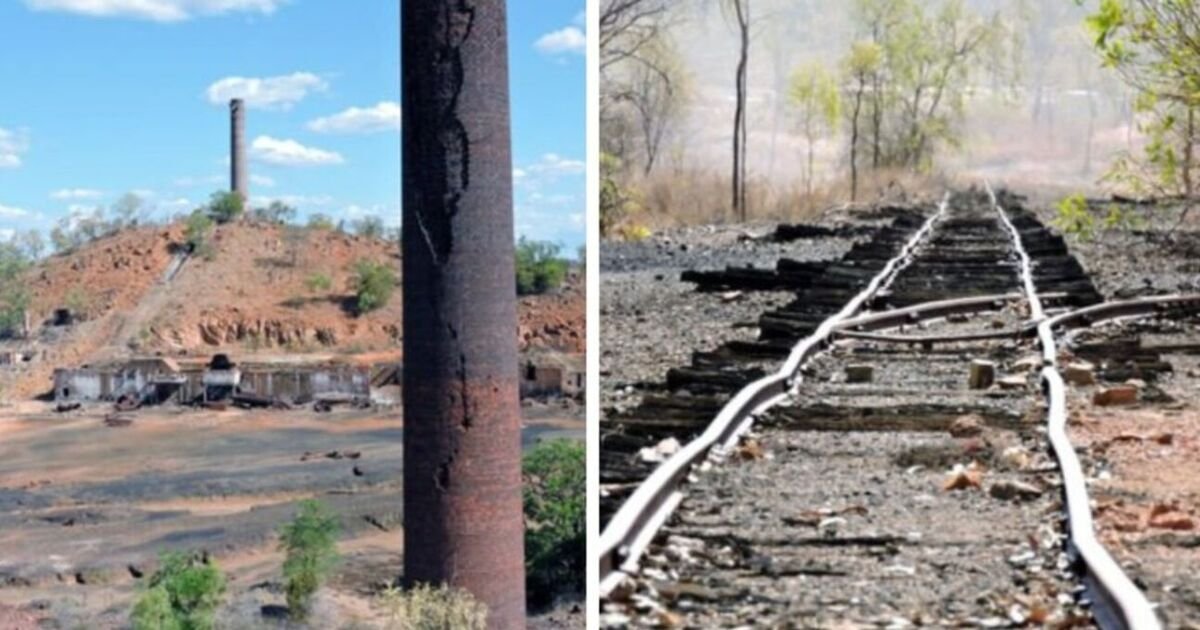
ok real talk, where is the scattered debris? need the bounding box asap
[734,439,764,461]
[942,463,985,491]
[1093,385,1138,407]
[948,414,984,438]
[997,375,1027,390]
[989,479,1044,502]
[1063,361,1096,386]
[638,437,681,464]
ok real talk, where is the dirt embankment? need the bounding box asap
[4,221,585,398]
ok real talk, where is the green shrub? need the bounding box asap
[307,214,336,231]
[352,259,395,314]
[305,272,333,293]
[515,238,568,296]
[206,191,244,224]
[130,551,226,630]
[353,215,386,239]
[377,582,487,630]
[523,440,584,608]
[184,211,214,254]
[1053,194,1096,241]
[279,499,340,621]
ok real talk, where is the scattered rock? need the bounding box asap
[1148,505,1195,531]
[997,375,1027,390]
[989,479,1043,501]
[1093,385,1138,407]
[948,414,985,438]
[1063,361,1096,386]
[735,439,764,461]
[968,359,996,389]
[1125,378,1147,390]
[942,464,984,491]
[638,437,681,464]
[1012,356,1042,372]
[719,291,743,303]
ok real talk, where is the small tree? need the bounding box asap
[251,201,296,224]
[184,211,215,258]
[206,191,244,224]
[789,63,842,197]
[523,440,585,608]
[352,259,395,314]
[113,193,145,228]
[515,238,569,296]
[353,215,386,239]
[307,213,336,231]
[20,230,44,260]
[130,551,226,630]
[279,499,340,621]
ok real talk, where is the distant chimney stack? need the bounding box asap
[230,99,247,204]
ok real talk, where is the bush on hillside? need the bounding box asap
[515,238,568,296]
[206,191,244,224]
[523,440,585,608]
[352,259,395,315]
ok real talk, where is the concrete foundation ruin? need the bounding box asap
[53,355,373,406]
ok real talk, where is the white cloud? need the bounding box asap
[308,102,401,134]
[51,188,104,200]
[0,128,29,169]
[535,26,585,55]
[23,0,285,22]
[513,168,527,181]
[0,229,13,241]
[206,72,327,110]
[251,174,275,187]
[250,136,344,167]
[0,204,30,218]
[526,153,585,176]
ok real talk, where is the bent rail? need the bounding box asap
[597,195,950,596]
[988,183,1162,630]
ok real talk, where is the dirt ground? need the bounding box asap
[0,402,583,628]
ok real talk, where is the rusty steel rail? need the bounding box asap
[988,184,1162,630]
[597,195,950,597]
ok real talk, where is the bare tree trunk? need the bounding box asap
[849,78,865,202]
[401,2,526,627]
[731,0,750,221]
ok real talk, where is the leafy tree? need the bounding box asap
[49,226,71,253]
[251,200,296,224]
[523,440,585,608]
[1077,0,1200,219]
[279,499,340,621]
[20,230,44,260]
[723,0,751,219]
[850,0,1014,170]
[112,193,145,228]
[307,213,336,231]
[130,551,225,630]
[600,153,639,238]
[206,191,243,224]
[184,211,214,257]
[515,238,568,296]
[0,242,31,338]
[789,63,842,196]
[352,259,395,314]
[843,41,883,201]
[353,215,386,239]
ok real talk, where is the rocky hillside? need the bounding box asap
[6,220,583,397]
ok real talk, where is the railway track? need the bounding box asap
[600,188,1199,628]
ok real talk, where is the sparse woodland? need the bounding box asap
[600,0,1175,238]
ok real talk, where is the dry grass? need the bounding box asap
[617,166,945,234]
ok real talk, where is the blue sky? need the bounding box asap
[0,0,586,252]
